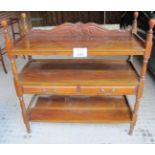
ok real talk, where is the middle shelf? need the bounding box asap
[19,59,139,95]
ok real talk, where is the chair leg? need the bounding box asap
[0,52,7,74]
[18,96,31,133]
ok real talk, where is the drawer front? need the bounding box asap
[23,85,136,95]
[80,87,136,95]
[23,86,76,95]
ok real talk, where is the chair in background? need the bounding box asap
[0,47,7,73]
[0,14,32,73]
[0,17,22,74]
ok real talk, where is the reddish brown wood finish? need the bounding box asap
[1,20,30,133]
[129,16,155,135]
[21,13,28,35]
[131,12,139,34]
[29,95,132,123]
[19,59,138,96]
[20,59,138,86]
[1,12,155,134]
[12,22,145,56]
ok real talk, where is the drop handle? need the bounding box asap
[100,88,105,93]
[43,88,56,94]
[100,88,115,94]
[76,86,81,93]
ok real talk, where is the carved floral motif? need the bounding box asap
[29,22,130,40]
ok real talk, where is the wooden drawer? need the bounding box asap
[23,85,137,95]
[80,87,136,95]
[23,86,76,95]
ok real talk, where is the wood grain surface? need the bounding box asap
[29,95,132,123]
[12,22,145,56]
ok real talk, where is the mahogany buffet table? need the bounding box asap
[2,12,155,134]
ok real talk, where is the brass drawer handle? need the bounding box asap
[76,86,81,93]
[42,88,56,93]
[100,88,115,94]
[100,88,105,93]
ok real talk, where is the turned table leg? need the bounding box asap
[18,96,31,133]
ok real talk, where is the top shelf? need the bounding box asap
[12,22,145,56]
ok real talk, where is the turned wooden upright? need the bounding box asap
[21,13,28,35]
[1,16,31,133]
[132,11,139,34]
[129,13,155,134]
[1,12,155,134]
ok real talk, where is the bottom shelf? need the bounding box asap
[28,95,132,123]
